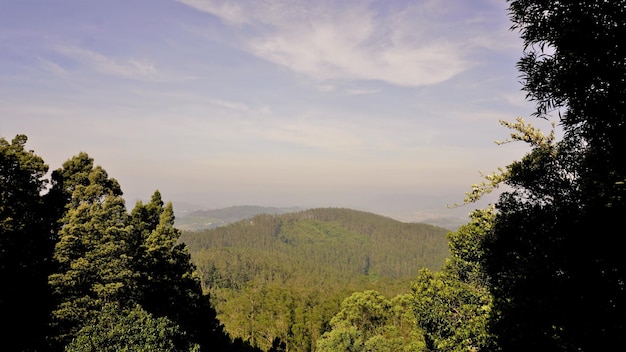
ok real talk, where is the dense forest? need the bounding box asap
[2,1,626,351]
[183,208,449,281]
[180,208,450,351]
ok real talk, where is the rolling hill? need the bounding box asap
[180,207,452,351]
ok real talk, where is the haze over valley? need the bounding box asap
[2,0,540,224]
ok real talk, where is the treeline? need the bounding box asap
[180,209,451,351]
[0,136,261,352]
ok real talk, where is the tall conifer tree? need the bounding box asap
[47,154,132,350]
[130,192,230,350]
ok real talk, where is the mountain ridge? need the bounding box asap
[174,204,466,231]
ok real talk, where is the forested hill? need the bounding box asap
[180,207,450,281]
[179,207,451,351]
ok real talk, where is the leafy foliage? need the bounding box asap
[47,154,134,348]
[411,208,495,352]
[0,135,54,351]
[316,290,425,352]
[130,194,230,350]
[65,304,200,352]
[313,207,496,352]
[468,1,626,350]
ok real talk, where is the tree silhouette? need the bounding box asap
[482,1,626,350]
[0,135,54,352]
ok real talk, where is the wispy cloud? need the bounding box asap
[2,0,528,217]
[177,0,472,87]
[36,57,67,75]
[55,46,157,80]
[345,88,380,96]
[208,98,251,111]
[178,0,249,25]
[243,114,364,152]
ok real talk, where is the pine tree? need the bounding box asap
[130,191,231,350]
[47,154,132,350]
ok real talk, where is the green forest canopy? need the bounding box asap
[180,208,451,351]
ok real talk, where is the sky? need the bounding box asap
[1,0,548,221]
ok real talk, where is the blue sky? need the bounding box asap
[1,0,546,220]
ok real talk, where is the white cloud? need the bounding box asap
[55,46,157,80]
[36,57,67,75]
[178,0,249,24]
[178,0,471,87]
[208,98,251,111]
[503,91,532,108]
[345,88,380,95]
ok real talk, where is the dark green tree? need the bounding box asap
[44,152,123,233]
[1,139,249,351]
[411,208,495,352]
[316,290,425,352]
[65,303,200,352]
[47,154,133,350]
[130,193,230,350]
[0,135,54,351]
[479,1,626,350]
[128,191,165,303]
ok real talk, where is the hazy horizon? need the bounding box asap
[2,0,551,223]
[135,187,501,224]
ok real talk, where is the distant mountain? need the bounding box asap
[171,201,209,216]
[416,216,467,231]
[386,209,470,232]
[174,205,303,231]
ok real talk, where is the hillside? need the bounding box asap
[180,207,451,351]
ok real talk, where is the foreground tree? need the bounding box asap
[412,208,495,352]
[1,138,255,351]
[316,290,425,352]
[47,155,234,351]
[130,193,231,350]
[47,154,133,349]
[0,135,54,351]
[65,304,199,352]
[478,1,626,350]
